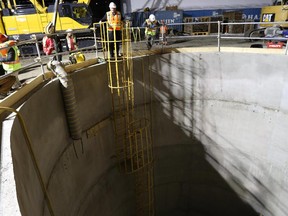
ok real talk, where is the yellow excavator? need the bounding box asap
[0,0,93,55]
[261,0,288,27]
[246,0,288,39]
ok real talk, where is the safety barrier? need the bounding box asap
[128,20,288,54]
[1,19,288,104]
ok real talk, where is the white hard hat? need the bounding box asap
[109,2,116,9]
[149,14,155,22]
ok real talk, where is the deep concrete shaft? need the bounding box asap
[1,49,288,216]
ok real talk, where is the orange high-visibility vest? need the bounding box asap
[160,25,168,34]
[107,11,122,31]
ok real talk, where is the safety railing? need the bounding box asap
[1,19,288,97]
[129,20,288,54]
[0,28,99,86]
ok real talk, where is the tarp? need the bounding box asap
[122,0,273,13]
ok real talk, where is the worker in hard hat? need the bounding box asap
[66,29,78,52]
[0,33,22,98]
[42,34,55,56]
[160,20,168,45]
[100,2,124,58]
[65,29,85,64]
[142,14,160,50]
[43,25,56,57]
[42,23,62,61]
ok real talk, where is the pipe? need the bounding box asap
[47,60,82,141]
[61,75,82,140]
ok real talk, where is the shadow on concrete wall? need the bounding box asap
[133,54,265,215]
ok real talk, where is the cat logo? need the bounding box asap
[262,13,275,22]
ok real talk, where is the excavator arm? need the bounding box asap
[28,0,47,13]
[0,0,5,9]
[0,0,45,12]
[0,0,13,9]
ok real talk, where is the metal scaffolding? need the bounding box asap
[98,21,155,215]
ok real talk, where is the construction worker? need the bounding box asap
[223,17,229,34]
[42,34,55,56]
[42,23,62,61]
[66,28,81,64]
[66,29,78,52]
[100,2,124,58]
[0,33,22,96]
[160,20,168,45]
[142,14,160,50]
[65,29,85,64]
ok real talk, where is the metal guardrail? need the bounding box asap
[127,20,288,56]
[0,29,98,83]
[1,20,287,85]
[133,20,288,52]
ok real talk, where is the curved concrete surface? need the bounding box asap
[1,48,288,216]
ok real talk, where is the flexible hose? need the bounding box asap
[60,75,82,140]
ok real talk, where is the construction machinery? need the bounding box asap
[245,0,288,39]
[0,0,93,55]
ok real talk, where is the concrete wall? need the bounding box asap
[4,63,135,216]
[2,50,288,216]
[136,52,288,216]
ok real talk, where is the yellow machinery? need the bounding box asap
[0,0,93,55]
[245,0,288,39]
[260,0,288,28]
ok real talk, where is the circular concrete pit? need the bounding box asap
[1,49,288,216]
